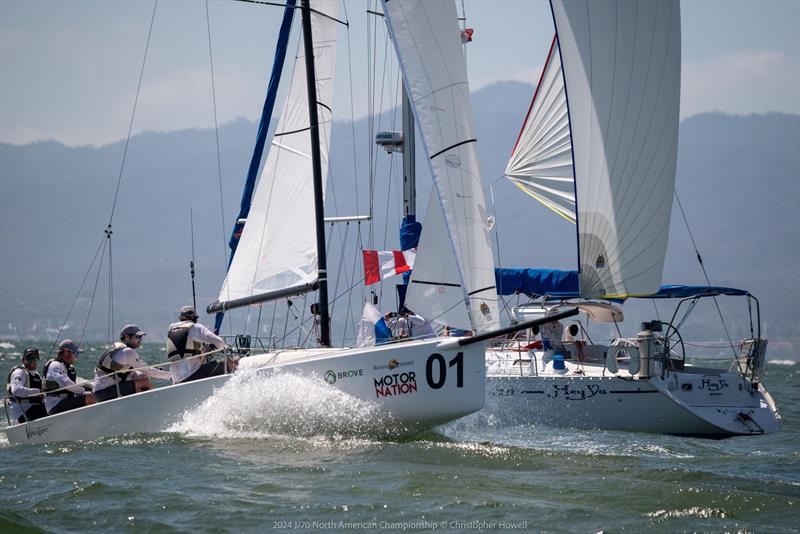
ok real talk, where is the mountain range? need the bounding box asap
[1,81,798,353]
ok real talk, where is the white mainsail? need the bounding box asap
[505,35,575,223]
[215,1,340,309]
[383,0,499,333]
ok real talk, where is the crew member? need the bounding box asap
[540,309,565,351]
[401,308,436,340]
[6,348,47,423]
[93,325,172,402]
[44,339,95,415]
[167,306,227,384]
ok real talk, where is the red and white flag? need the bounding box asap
[362,249,416,286]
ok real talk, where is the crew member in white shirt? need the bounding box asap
[93,325,172,402]
[167,306,227,384]
[385,308,437,340]
[44,340,95,415]
[6,348,47,423]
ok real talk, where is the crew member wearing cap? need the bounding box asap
[93,325,172,402]
[167,306,227,384]
[44,340,95,415]
[5,348,47,423]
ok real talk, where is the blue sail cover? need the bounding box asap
[495,268,579,296]
[214,0,296,331]
[638,285,750,299]
[399,214,422,250]
[399,214,422,288]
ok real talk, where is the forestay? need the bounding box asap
[383,0,499,333]
[552,0,681,298]
[213,1,340,310]
[505,35,574,223]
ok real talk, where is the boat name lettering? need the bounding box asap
[546,383,607,400]
[25,424,50,439]
[698,377,728,392]
[374,372,417,398]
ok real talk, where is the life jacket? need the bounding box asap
[95,341,132,384]
[43,357,78,397]
[5,366,43,404]
[166,321,202,361]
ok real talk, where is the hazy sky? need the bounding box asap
[1,0,798,147]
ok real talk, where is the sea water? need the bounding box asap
[1,341,798,533]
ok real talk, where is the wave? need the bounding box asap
[768,359,797,366]
[170,369,396,440]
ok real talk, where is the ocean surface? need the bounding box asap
[1,341,798,533]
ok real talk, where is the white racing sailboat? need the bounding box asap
[5,0,505,445]
[485,0,781,437]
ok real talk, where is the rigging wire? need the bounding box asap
[107,0,158,227]
[268,301,278,349]
[342,223,364,345]
[48,235,107,356]
[107,230,115,345]
[366,2,377,249]
[78,240,109,348]
[343,1,361,218]
[204,0,231,335]
[52,1,156,350]
[674,190,738,361]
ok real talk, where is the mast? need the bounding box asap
[300,0,331,346]
[401,87,416,217]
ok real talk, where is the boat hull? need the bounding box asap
[5,339,484,445]
[486,357,780,437]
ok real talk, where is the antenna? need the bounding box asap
[190,209,197,311]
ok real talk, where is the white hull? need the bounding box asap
[6,339,484,445]
[486,350,780,437]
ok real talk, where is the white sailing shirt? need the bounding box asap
[44,360,90,413]
[168,322,225,384]
[8,367,42,421]
[406,314,437,339]
[93,347,172,392]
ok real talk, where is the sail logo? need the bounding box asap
[374,372,417,398]
[595,255,606,269]
[445,154,461,168]
[325,369,364,384]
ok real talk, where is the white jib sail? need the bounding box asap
[405,190,471,330]
[505,35,575,223]
[383,0,499,333]
[216,1,339,308]
[552,0,681,298]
